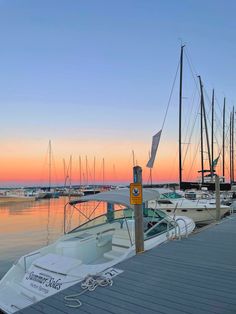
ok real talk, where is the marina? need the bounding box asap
[0,188,195,312]
[1,1,236,313]
[0,182,235,313]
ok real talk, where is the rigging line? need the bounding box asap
[203,88,229,137]
[182,89,201,166]
[218,121,231,156]
[39,143,51,185]
[182,106,199,167]
[161,60,180,130]
[182,87,200,166]
[201,86,223,161]
[204,88,231,156]
[186,140,200,180]
[182,82,198,138]
[51,149,59,184]
[184,48,200,94]
[204,88,232,142]
[210,90,231,119]
[166,147,179,182]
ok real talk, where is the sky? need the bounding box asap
[0,0,236,186]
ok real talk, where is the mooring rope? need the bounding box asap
[64,275,113,308]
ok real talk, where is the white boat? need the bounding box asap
[148,188,230,225]
[0,188,195,313]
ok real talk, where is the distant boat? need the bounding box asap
[80,186,101,195]
[148,188,230,226]
[0,189,195,313]
[60,188,84,197]
[35,189,59,200]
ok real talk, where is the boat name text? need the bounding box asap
[25,271,62,290]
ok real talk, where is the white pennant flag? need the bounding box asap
[146,130,162,168]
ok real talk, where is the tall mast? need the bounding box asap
[79,155,82,187]
[198,76,212,182]
[230,112,232,183]
[102,158,105,186]
[94,156,96,189]
[69,155,72,190]
[198,76,204,184]
[86,155,88,185]
[49,140,51,190]
[202,83,212,177]
[222,98,225,181]
[211,89,214,179]
[232,107,235,183]
[179,45,184,188]
[63,158,66,186]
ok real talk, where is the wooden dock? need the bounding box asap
[18,215,236,314]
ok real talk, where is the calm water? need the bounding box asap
[0,197,108,279]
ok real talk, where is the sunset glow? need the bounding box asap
[0,1,235,186]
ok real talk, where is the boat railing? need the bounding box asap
[146,217,181,241]
[172,203,178,219]
[23,252,40,273]
[174,217,188,238]
[172,220,181,240]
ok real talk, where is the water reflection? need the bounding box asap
[0,197,122,279]
[0,197,69,278]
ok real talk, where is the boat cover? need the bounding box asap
[69,188,160,207]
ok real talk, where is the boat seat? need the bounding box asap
[104,220,134,260]
[103,249,127,260]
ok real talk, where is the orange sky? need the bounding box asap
[0,138,211,186]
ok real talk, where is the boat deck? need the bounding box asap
[18,214,236,314]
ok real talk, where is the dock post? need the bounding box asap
[131,166,144,254]
[215,175,221,221]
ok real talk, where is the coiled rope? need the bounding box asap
[64,275,113,308]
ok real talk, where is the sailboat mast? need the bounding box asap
[232,107,235,183]
[211,89,214,179]
[198,76,212,182]
[79,156,82,187]
[86,155,88,185]
[202,84,212,177]
[69,155,72,190]
[179,45,184,188]
[49,140,51,190]
[94,156,96,189]
[102,158,105,186]
[230,112,232,183]
[198,76,204,184]
[222,98,225,181]
[63,158,67,187]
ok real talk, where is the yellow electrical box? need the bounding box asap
[130,183,143,205]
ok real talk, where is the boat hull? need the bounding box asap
[0,215,194,313]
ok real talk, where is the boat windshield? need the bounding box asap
[68,206,168,234]
[160,192,183,199]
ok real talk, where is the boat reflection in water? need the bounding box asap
[0,189,195,313]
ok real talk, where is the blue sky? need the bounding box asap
[0,0,235,184]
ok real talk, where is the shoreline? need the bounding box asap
[0,197,35,204]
